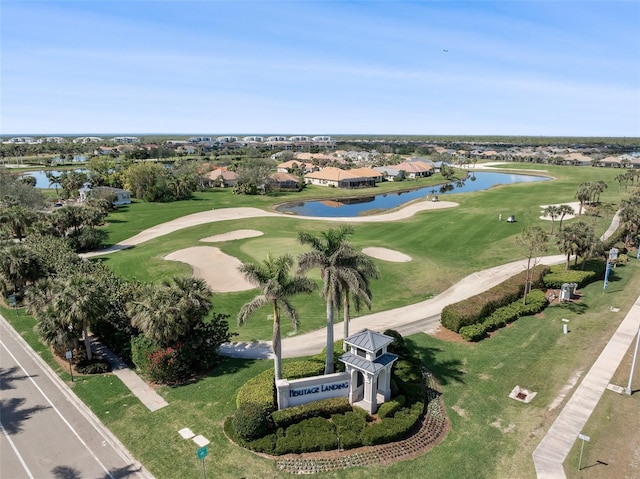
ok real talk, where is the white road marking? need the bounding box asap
[0,339,115,479]
[0,419,35,479]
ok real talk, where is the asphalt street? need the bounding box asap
[0,315,152,479]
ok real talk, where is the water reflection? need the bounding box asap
[276,171,548,218]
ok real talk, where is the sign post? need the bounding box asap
[577,433,590,470]
[196,446,208,479]
[65,350,74,382]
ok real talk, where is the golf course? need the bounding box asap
[4,162,639,478]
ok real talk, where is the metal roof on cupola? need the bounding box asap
[344,328,393,353]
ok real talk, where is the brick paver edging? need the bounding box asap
[275,368,450,474]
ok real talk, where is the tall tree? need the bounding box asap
[515,226,548,303]
[128,276,212,346]
[542,205,561,234]
[557,204,575,231]
[340,249,379,350]
[297,225,363,374]
[238,254,316,381]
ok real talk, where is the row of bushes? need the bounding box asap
[441,265,549,333]
[459,290,548,341]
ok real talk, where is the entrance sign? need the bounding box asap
[276,329,398,414]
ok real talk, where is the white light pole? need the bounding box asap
[626,322,640,395]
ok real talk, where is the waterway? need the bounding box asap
[276,171,548,217]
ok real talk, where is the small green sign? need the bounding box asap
[196,446,208,460]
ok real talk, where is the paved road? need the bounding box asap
[0,315,153,479]
[219,254,568,359]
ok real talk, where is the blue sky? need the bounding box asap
[1,1,639,136]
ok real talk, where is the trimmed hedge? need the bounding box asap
[441,265,549,333]
[459,289,548,342]
[543,264,599,289]
[271,397,351,429]
[377,395,406,419]
[235,359,325,415]
[361,401,424,446]
[75,358,111,374]
[234,402,270,441]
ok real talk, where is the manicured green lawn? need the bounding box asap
[5,260,638,479]
[98,164,627,341]
[5,163,637,478]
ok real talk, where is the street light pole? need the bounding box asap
[625,322,640,395]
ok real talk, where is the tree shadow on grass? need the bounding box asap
[554,301,589,315]
[404,337,466,386]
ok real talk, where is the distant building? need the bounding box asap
[111,136,140,144]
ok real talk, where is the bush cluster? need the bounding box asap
[234,402,270,441]
[271,397,351,429]
[75,358,111,374]
[441,265,548,333]
[542,264,599,289]
[459,290,548,341]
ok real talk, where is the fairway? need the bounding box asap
[98,164,628,342]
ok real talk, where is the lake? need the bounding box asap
[275,171,549,217]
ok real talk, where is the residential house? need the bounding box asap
[205,168,238,187]
[78,183,131,206]
[269,172,300,191]
[304,167,376,188]
[277,159,317,174]
[394,160,433,179]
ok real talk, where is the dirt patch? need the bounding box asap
[164,246,254,292]
[361,247,412,262]
[452,405,467,417]
[430,326,469,344]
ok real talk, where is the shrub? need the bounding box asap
[275,417,338,454]
[361,401,423,445]
[332,411,367,449]
[75,358,111,374]
[459,323,487,342]
[441,265,548,332]
[234,402,270,441]
[459,290,548,342]
[377,395,406,419]
[271,397,351,429]
[235,369,276,414]
[543,266,598,289]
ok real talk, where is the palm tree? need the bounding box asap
[557,204,575,231]
[543,205,561,234]
[339,249,379,351]
[238,254,316,381]
[128,276,212,346]
[0,243,40,296]
[0,205,37,241]
[298,225,363,374]
[54,274,107,360]
[46,172,61,198]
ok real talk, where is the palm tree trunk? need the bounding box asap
[273,306,282,381]
[83,321,93,361]
[343,292,350,352]
[325,298,334,375]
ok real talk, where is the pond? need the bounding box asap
[275,171,549,217]
[20,170,88,188]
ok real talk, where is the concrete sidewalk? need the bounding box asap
[532,294,640,478]
[91,338,168,412]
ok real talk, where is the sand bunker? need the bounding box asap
[200,229,263,242]
[362,247,412,263]
[539,202,582,221]
[164,246,254,292]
